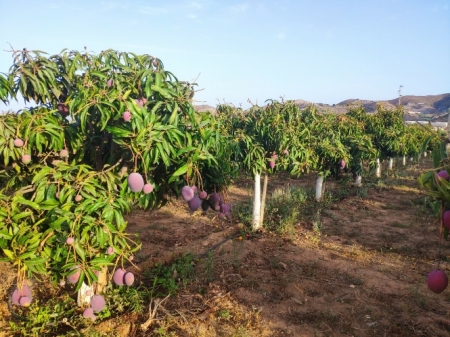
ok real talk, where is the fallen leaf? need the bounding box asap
[198,307,215,321]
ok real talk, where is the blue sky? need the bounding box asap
[0,0,449,110]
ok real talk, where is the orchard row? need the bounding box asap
[0,48,446,318]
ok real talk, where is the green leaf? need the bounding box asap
[0,230,12,240]
[172,164,188,177]
[123,89,131,100]
[74,242,86,261]
[24,257,47,267]
[433,148,442,169]
[2,249,15,260]
[151,85,171,99]
[34,185,46,204]
[90,257,113,266]
[15,197,40,210]
[12,211,33,222]
[106,126,132,138]
[18,251,36,260]
[32,167,52,184]
[176,146,196,156]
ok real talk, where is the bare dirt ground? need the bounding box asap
[2,158,450,336]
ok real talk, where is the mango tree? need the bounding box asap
[366,104,406,173]
[400,124,429,165]
[418,132,450,294]
[343,107,378,181]
[218,100,309,230]
[300,107,349,199]
[0,48,224,317]
[177,109,239,219]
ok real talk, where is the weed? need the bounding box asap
[218,309,232,320]
[155,326,177,337]
[312,211,322,236]
[106,284,148,314]
[142,253,195,297]
[264,186,309,233]
[232,326,250,337]
[233,200,253,229]
[8,295,85,337]
[357,186,369,198]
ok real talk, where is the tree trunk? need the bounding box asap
[376,158,381,177]
[355,174,362,187]
[315,175,324,201]
[402,155,406,166]
[77,267,108,307]
[77,282,93,306]
[259,173,269,228]
[252,173,261,230]
[388,157,393,170]
[95,147,103,171]
[355,161,363,186]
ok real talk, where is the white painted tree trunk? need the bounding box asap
[375,158,381,178]
[77,267,107,306]
[78,282,94,306]
[259,174,268,228]
[355,175,362,187]
[402,156,406,166]
[424,151,427,157]
[410,157,414,162]
[388,157,393,170]
[315,175,324,201]
[252,173,261,230]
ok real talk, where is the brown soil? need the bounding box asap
[2,159,450,336]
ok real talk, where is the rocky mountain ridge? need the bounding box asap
[194,93,450,122]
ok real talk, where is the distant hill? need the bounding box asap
[194,93,450,122]
[192,105,216,114]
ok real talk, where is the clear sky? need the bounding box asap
[0,0,449,110]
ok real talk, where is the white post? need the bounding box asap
[388,157,393,170]
[376,158,381,177]
[252,173,261,230]
[315,175,324,201]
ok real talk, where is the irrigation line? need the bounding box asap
[196,233,245,259]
